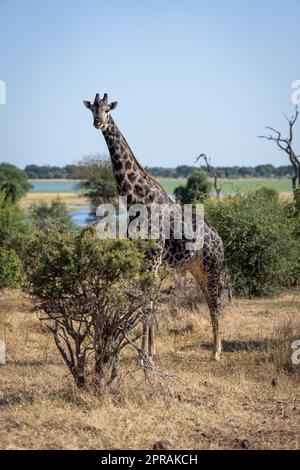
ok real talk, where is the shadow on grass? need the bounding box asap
[179,338,277,353]
[0,391,35,407]
[10,359,58,367]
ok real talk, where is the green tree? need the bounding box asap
[255,164,275,177]
[76,154,117,218]
[28,199,74,230]
[174,170,212,205]
[0,163,31,202]
[76,154,117,204]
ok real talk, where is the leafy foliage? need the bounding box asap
[0,247,21,290]
[254,186,279,202]
[0,163,31,202]
[205,193,300,296]
[28,199,74,230]
[76,154,117,206]
[24,226,157,391]
[174,170,212,205]
[0,191,25,249]
[294,188,300,215]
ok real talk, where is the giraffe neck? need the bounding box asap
[102,115,171,206]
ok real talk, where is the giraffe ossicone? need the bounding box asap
[84,93,225,360]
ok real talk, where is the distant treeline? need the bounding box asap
[24,163,294,180]
[25,164,78,179]
[145,164,294,179]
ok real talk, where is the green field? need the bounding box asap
[157,177,292,194]
[157,178,187,193]
[29,178,293,196]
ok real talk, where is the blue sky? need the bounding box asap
[0,0,299,169]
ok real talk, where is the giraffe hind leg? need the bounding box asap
[141,301,156,359]
[141,323,155,359]
[187,262,222,361]
[205,280,222,361]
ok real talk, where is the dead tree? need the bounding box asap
[258,106,300,196]
[196,153,222,198]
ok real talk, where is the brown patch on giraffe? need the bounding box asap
[128,172,137,183]
[186,252,208,288]
[124,161,132,170]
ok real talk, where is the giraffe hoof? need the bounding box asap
[213,352,221,361]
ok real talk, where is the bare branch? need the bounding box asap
[196,153,222,198]
[258,109,300,193]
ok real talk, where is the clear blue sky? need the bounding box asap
[0,0,299,169]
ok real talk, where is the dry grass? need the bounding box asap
[20,192,89,208]
[20,188,293,209]
[0,288,300,450]
[279,192,294,202]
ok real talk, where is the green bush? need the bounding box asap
[24,226,157,390]
[254,186,279,202]
[0,247,21,290]
[174,170,212,205]
[294,188,300,216]
[28,199,74,230]
[205,194,300,297]
[0,190,26,249]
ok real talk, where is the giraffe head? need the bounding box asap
[83,93,118,130]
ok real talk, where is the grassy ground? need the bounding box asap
[0,287,299,450]
[218,178,292,194]
[157,178,186,193]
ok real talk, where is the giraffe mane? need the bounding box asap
[119,132,174,204]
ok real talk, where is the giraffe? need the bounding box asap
[83,93,224,361]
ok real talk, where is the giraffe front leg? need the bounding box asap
[210,308,222,361]
[142,322,149,353]
[142,245,163,360]
[206,284,222,361]
[147,301,156,358]
[148,325,156,357]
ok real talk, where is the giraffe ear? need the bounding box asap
[83,100,92,110]
[109,101,118,111]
